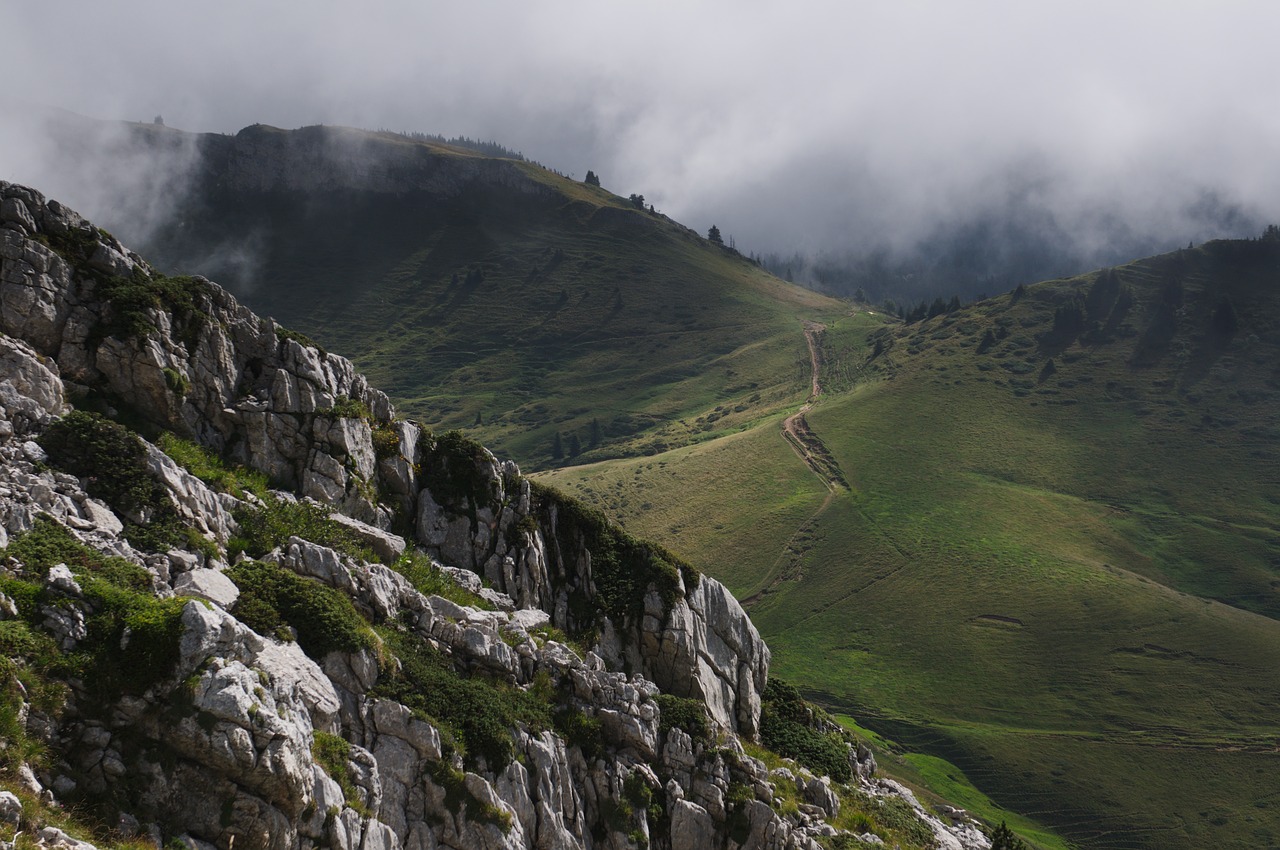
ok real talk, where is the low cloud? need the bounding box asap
[4,1,1280,288]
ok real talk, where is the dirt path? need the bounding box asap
[781,321,849,492]
[744,322,851,607]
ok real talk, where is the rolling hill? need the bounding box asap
[118,122,845,467]
[49,117,1280,847]
[545,237,1280,849]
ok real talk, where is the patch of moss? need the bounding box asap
[225,560,377,658]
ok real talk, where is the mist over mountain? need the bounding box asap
[6,2,1280,304]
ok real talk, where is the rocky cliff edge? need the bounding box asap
[0,182,991,850]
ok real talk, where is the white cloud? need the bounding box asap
[4,0,1280,262]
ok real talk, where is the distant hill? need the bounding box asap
[106,122,843,468]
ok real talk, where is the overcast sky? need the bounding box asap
[5,1,1280,263]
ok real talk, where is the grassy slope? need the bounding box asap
[150,129,843,468]
[543,240,1280,850]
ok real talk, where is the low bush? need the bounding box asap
[230,498,374,562]
[528,481,699,629]
[654,693,710,742]
[225,560,377,658]
[760,679,851,782]
[38,411,186,554]
[391,549,491,610]
[158,433,269,500]
[311,731,370,816]
[371,628,551,771]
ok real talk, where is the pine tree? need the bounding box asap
[568,434,581,458]
[584,170,600,187]
[551,432,563,460]
[589,418,601,449]
[990,822,1027,850]
[707,225,724,245]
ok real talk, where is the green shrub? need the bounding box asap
[426,759,512,832]
[371,628,550,771]
[372,425,401,460]
[311,731,370,816]
[161,367,190,396]
[95,269,210,347]
[553,706,603,759]
[528,481,698,629]
[231,497,374,562]
[759,679,851,782]
[420,431,495,508]
[1,516,150,589]
[319,396,371,420]
[391,549,492,610]
[0,519,187,695]
[654,693,711,742]
[225,560,377,658]
[275,326,325,355]
[38,411,186,553]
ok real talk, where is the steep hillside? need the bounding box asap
[0,184,998,849]
[95,122,845,468]
[546,239,1280,849]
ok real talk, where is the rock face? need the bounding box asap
[0,182,990,850]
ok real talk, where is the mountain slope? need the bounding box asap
[546,239,1280,850]
[0,182,1000,850]
[112,122,844,467]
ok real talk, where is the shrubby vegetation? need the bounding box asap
[370,628,552,771]
[230,497,375,562]
[225,560,377,658]
[391,548,492,610]
[38,411,190,554]
[653,693,710,742]
[311,731,370,816]
[529,481,698,628]
[158,432,269,500]
[95,269,210,348]
[759,679,851,782]
[0,518,188,697]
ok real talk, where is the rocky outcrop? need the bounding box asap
[0,182,991,850]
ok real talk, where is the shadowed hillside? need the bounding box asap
[121,123,845,468]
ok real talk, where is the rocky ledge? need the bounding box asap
[0,181,992,850]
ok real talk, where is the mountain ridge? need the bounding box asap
[0,182,994,849]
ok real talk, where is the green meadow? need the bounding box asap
[545,241,1280,849]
